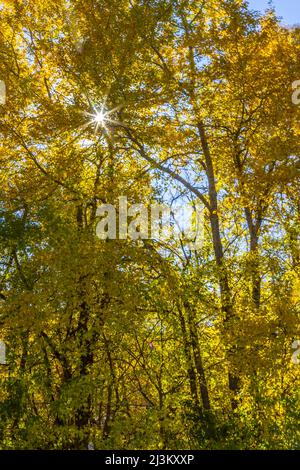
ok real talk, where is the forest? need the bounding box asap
[0,0,299,450]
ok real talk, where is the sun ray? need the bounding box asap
[82,102,127,135]
[77,93,128,139]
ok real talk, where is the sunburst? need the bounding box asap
[84,100,126,136]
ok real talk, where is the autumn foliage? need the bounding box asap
[0,0,299,449]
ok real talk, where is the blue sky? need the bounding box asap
[248,0,300,25]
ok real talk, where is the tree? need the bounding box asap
[0,0,299,449]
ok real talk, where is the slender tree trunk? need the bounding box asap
[195,121,240,409]
[177,304,200,410]
[245,207,261,309]
[183,33,240,407]
[185,303,211,412]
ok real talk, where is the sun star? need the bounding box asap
[94,110,106,126]
[88,106,109,133]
